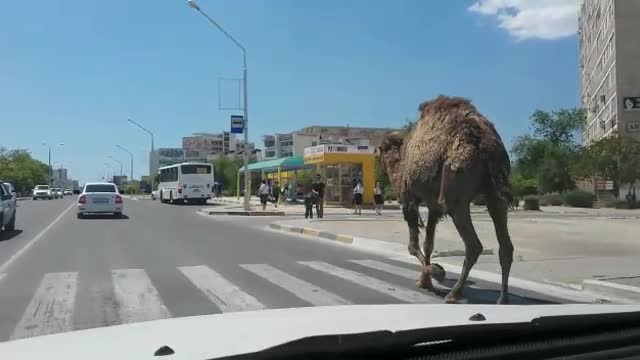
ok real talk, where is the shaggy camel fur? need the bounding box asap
[377,95,513,304]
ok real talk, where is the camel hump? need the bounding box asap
[418,95,476,117]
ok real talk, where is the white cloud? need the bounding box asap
[469,0,581,41]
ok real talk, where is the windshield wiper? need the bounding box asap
[208,311,640,360]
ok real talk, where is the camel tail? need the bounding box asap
[487,149,513,209]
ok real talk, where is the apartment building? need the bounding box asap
[579,0,640,144]
[263,126,396,159]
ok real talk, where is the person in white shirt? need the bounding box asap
[353,181,364,215]
[258,180,269,211]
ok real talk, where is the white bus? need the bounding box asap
[157,162,214,205]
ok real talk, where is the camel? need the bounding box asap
[377,95,513,304]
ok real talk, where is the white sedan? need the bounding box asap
[77,182,124,219]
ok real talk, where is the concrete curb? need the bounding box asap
[268,221,634,304]
[16,197,31,201]
[582,279,640,302]
[269,222,494,258]
[200,209,285,216]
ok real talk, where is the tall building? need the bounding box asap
[579,0,640,144]
[182,132,236,158]
[263,126,396,159]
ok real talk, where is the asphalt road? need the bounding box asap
[0,196,575,343]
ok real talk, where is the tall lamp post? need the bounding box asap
[187,0,251,210]
[42,142,64,187]
[108,156,123,177]
[115,145,134,185]
[127,118,155,191]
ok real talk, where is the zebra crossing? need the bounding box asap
[0,257,532,343]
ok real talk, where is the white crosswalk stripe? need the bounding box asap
[241,264,351,306]
[349,259,417,280]
[111,269,172,323]
[298,261,439,304]
[178,265,266,312]
[11,272,78,340]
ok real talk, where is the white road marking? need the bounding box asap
[241,264,351,306]
[349,259,417,280]
[299,261,439,304]
[178,265,266,312]
[11,272,78,340]
[0,273,5,282]
[0,201,76,274]
[111,269,172,323]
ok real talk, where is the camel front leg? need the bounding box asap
[424,210,446,285]
[403,201,428,287]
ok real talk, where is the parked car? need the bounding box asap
[64,189,73,196]
[32,185,53,200]
[77,182,124,219]
[151,190,159,200]
[52,188,63,198]
[73,189,81,195]
[2,182,16,202]
[0,182,17,232]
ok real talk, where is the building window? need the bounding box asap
[311,141,317,146]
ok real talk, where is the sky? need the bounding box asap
[1,0,582,183]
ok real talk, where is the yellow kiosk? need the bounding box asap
[303,144,375,205]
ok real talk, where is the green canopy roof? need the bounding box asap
[238,156,307,173]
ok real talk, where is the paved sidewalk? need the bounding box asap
[270,210,640,302]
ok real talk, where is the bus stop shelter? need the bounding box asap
[237,156,313,198]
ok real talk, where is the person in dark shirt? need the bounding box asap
[304,188,318,219]
[312,174,325,218]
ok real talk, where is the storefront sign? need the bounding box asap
[626,121,640,133]
[623,97,640,111]
[304,145,325,163]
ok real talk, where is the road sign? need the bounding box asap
[230,115,244,134]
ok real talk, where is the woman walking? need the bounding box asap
[373,181,384,216]
[353,181,364,215]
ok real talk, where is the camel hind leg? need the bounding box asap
[487,194,513,304]
[445,204,483,304]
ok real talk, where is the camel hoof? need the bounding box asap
[416,272,433,290]
[429,264,446,283]
[444,293,468,304]
[497,295,510,305]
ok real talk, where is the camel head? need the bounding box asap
[376,132,404,184]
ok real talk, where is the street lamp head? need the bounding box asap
[187,0,200,10]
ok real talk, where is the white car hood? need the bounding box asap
[1,304,640,359]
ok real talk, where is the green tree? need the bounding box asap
[210,155,240,195]
[0,147,49,194]
[511,108,585,194]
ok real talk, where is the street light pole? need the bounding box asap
[108,156,123,177]
[188,0,251,211]
[42,142,64,187]
[115,145,134,183]
[127,118,155,191]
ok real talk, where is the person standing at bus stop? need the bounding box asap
[258,180,269,211]
[312,174,325,218]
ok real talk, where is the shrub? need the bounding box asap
[563,190,595,208]
[540,193,564,206]
[523,196,540,210]
[472,194,487,206]
[383,185,397,201]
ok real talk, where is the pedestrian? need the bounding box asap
[351,172,361,206]
[258,179,269,211]
[353,181,364,215]
[272,180,281,208]
[312,174,325,218]
[374,181,384,215]
[304,188,317,219]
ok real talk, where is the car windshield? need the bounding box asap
[3,0,640,354]
[84,184,117,193]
